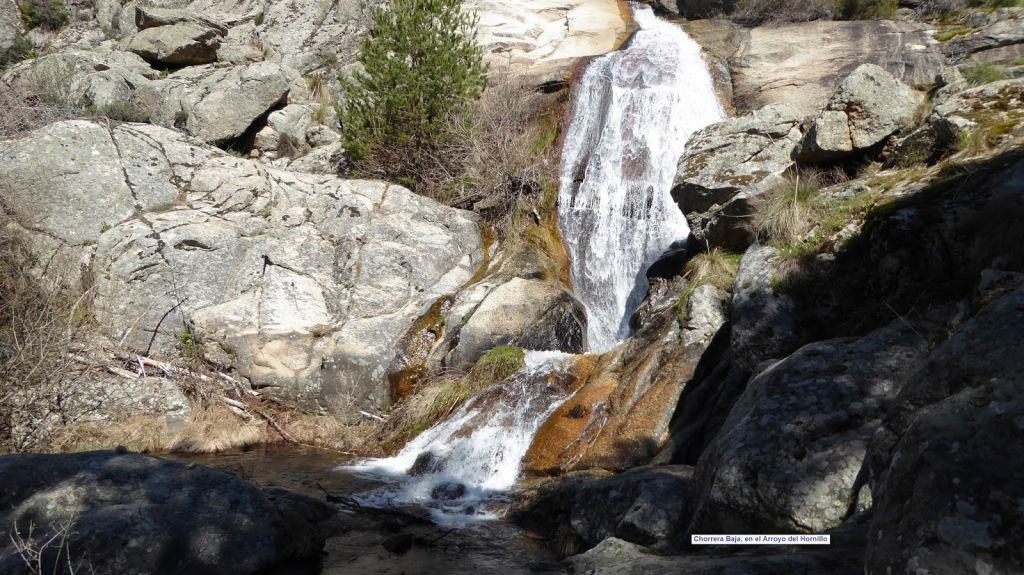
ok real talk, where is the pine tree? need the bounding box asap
[339,0,487,191]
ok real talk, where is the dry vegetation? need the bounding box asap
[346,69,561,237]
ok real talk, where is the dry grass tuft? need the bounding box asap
[169,403,265,454]
[750,169,822,248]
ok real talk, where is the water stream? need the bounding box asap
[343,3,723,526]
[558,4,725,352]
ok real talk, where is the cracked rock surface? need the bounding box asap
[0,120,483,417]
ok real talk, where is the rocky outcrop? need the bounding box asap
[0,0,22,52]
[0,451,333,574]
[796,64,919,162]
[126,21,225,65]
[0,120,483,416]
[866,289,1024,575]
[525,283,728,473]
[722,20,943,116]
[3,53,293,145]
[673,104,803,249]
[136,61,291,144]
[690,322,928,534]
[944,7,1024,63]
[446,278,586,370]
[467,0,629,87]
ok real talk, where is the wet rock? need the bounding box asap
[0,452,332,574]
[431,482,467,501]
[526,284,727,473]
[126,21,225,66]
[796,64,918,162]
[690,322,929,534]
[673,104,803,250]
[382,533,414,555]
[0,120,482,416]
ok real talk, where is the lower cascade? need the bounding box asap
[344,351,575,524]
[345,4,724,524]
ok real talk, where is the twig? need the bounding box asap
[358,410,386,422]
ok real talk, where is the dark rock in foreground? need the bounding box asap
[0,451,334,575]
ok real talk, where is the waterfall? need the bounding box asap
[558,4,725,352]
[343,351,574,525]
[342,5,725,525]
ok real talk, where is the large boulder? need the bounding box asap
[796,64,919,162]
[729,21,943,116]
[0,451,332,574]
[672,104,803,250]
[690,322,928,534]
[445,278,586,370]
[137,61,291,144]
[0,120,483,417]
[564,466,695,553]
[126,21,226,65]
[866,289,1024,575]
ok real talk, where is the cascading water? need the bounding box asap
[344,4,724,525]
[558,4,725,352]
[343,351,574,525]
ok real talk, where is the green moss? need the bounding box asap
[935,25,975,42]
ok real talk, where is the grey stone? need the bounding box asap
[729,244,800,373]
[126,22,225,66]
[673,104,803,250]
[134,5,228,34]
[690,322,928,534]
[0,452,332,574]
[796,64,918,162]
[0,0,23,52]
[866,289,1024,575]
[1,120,483,417]
[565,536,861,575]
[446,278,585,370]
[730,21,943,116]
[566,465,694,553]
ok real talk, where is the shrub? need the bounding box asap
[339,0,487,195]
[836,0,899,19]
[18,0,69,31]
[0,224,98,453]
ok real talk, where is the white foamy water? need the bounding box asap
[340,5,725,526]
[558,4,725,352]
[342,351,574,525]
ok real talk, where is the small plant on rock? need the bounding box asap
[17,0,69,31]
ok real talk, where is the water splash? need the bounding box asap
[342,351,574,525]
[558,4,725,352]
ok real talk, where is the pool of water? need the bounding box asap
[164,445,561,574]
